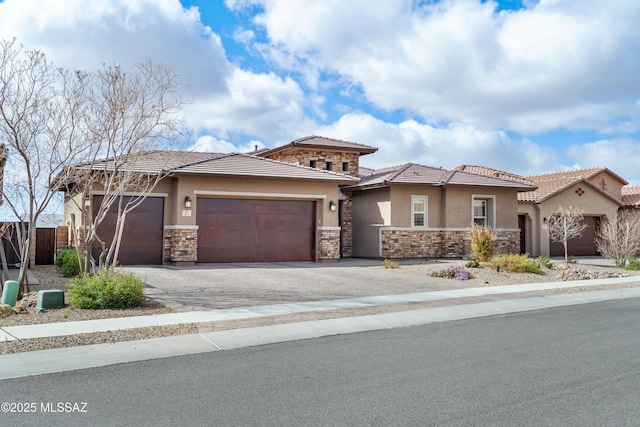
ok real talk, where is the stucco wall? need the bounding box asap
[520,182,620,256]
[351,188,390,257]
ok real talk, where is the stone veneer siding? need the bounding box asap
[268,149,360,175]
[341,196,353,257]
[164,228,197,263]
[381,229,520,259]
[318,228,341,261]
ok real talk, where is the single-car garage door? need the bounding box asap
[550,215,600,257]
[93,195,164,265]
[197,198,315,263]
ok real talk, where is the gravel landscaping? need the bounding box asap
[1,260,640,354]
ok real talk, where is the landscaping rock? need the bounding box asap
[19,291,38,308]
[0,303,14,318]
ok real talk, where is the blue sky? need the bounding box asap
[1,0,639,183]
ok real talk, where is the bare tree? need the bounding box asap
[62,61,185,272]
[595,209,640,268]
[0,39,92,294]
[545,206,588,266]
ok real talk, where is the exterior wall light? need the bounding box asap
[184,196,192,209]
[329,200,337,211]
[84,195,91,208]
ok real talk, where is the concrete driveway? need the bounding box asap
[126,259,471,312]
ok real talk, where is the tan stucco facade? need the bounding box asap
[351,184,522,258]
[519,182,621,256]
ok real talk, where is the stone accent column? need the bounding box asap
[164,226,198,265]
[318,227,340,261]
[341,196,353,257]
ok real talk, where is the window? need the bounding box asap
[325,161,333,171]
[472,195,495,228]
[309,160,317,168]
[342,161,350,172]
[473,200,486,225]
[411,196,428,227]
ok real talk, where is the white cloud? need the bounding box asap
[185,68,314,139]
[566,138,640,185]
[242,0,640,134]
[0,0,231,95]
[189,135,265,153]
[312,113,561,175]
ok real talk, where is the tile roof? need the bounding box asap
[347,163,537,191]
[518,167,627,205]
[70,150,359,184]
[526,167,628,185]
[174,153,360,183]
[622,186,640,207]
[455,165,536,186]
[258,135,378,156]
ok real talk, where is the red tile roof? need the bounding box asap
[519,167,627,205]
[622,186,640,206]
[526,167,628,185]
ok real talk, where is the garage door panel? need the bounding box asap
[257,246,312,262]
[200,246,258,264]
[257,214,311,231]
[258,230,313,247]
[550,216,600,257]
[197,198,315,263]
[93,196,164,265]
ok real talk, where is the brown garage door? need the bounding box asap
[550,216,600,257]
[197,198,315,263]
[93,196,164,265]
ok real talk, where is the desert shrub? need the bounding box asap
[470,225,495,262]
[536,255,554,269]
[625,256,640,271]
[68,269,145,309]
[383,259,400,269]
[426,265,471,281]
[489,254,541,274]
[465,260,480,268]
[55,249,85,277]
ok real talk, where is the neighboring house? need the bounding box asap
[63,148,359,265]
[457,165,631,257]
[344,163,536,259]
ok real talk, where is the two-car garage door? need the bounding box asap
[197,198,316,263]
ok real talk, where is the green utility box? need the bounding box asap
[1,280,19,307]
[36,290,65,312]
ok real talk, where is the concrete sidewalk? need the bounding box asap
[2,275,640,380]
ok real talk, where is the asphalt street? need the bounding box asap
[2,297,640,426]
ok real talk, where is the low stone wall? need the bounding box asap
[318,228,340,261]
[381,229,520,259]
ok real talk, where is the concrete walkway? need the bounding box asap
[2,275,640,380]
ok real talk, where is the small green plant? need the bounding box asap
[470,225,495,262]
[54,249,85,277]
[465,260,480,268]
[567,255,577,264]
[625,256,640,271]
[383,259,400,269]
[489,254,541,274]
[68,269,145,309]
[426,265,471,281]
[536,255,554,269]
